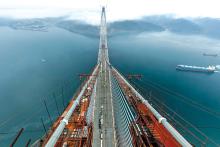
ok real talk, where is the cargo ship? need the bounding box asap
[203,53,218,57]
[176,65,216,73]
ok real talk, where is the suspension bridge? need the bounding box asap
[4,6,220,147]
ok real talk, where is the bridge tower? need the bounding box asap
[98,7,109,63]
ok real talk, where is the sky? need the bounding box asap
[0,0,220,23]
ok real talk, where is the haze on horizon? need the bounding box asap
[0,0,219,24]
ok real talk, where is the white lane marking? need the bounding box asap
[101,138,103,147]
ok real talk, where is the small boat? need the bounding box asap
[41,59,46,63]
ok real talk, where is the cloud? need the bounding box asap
[0,0,220,23]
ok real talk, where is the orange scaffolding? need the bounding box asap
[41,65,99,147]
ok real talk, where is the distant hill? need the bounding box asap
[161,18,201,34]
[108,20,164,36]
[1,16,220,39]
[143,16,201,34]
[143,16,220,38]
[56,21,99,37]
[193,18,220,39]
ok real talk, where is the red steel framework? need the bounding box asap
[41,65,100,147]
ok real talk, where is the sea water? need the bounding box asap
[0,27,220,146]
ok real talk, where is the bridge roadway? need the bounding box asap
[32,6,193,147]
[92,46,116,147]
[92,6,116,147]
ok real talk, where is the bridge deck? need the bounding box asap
[33,6,193,147]
[92,45,115,147]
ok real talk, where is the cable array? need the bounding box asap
[111,75,136,147]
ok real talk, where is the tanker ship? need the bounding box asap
[176,65,216,73]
